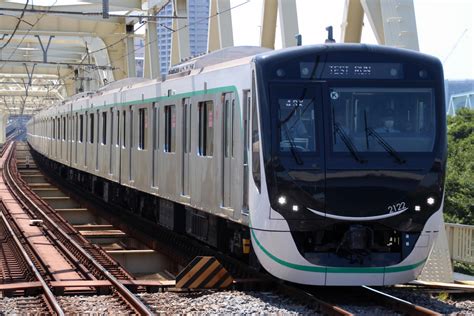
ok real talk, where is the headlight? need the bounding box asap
[427,197,435,206]
[278,196,287,205]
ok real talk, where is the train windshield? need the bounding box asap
[331,88,435,153]
[275,85,317,152]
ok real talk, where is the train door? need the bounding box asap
[242,90,251,213]
[84,111,88,167]
[75,113,78,164]
[181,98,191,196]
[152,104,159,188]
[129,106,133,181]
[222,92,234,208]
[96,109,99,170]
[109,108,114,175]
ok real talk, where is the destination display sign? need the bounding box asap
[322,62,403,79]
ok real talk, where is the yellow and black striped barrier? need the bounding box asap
[175,256,233,289]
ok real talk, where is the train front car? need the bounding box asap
[249,44,447,286]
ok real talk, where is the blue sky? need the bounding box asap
[231,0,473,80]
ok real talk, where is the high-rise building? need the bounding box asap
[156,3,174,76]
[157,0,210,75]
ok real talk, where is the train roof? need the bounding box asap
[167,46,270,77]
[254,43,442,66]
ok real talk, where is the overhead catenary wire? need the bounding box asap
[443,28,469,63]
[0,0,29,49]
[103,0,251,71]
[56,0,250,94]
[0,0,59,71]
[0,0,251,111]
[0,0,59,114]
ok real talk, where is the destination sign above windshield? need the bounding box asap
[299,62,404,80]
[323,63,403,79]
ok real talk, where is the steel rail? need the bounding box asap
[362,286,440,315]
[0,202,63,315]
[277,283,353,316]
[4,142,153,315]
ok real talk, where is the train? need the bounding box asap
[27,44,447,286]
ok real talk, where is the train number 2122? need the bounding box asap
[387,202,408,213]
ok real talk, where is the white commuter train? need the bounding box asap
[27,44,447,285]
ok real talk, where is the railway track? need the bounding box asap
[0,142,154,314]
[0,200,61,314]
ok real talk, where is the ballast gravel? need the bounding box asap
[57,295,132,314]
[384,288,474,315]
[0,296,49,314]
[139,290,318,315]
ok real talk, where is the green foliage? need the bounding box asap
[453,261,474,276]
[444,108,474,225]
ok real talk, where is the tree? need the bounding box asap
[444,108,474,225]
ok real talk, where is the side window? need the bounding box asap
[89,113,94,144]
[110,109,114,145]
[122,111,126,147]
[116,110,120,146]
[153,105,159,150]
[75,114,78,142]
[53,119,56,139]
[79,114,84,142]
[138,108,147,150]
[164,105,176,152]
[63,117,66,140]
[57,118,60,140]
[102,112,107,145]
[198,100,214,156]
[251,74,261,191]
[129,107,133,148]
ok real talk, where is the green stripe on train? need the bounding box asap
[250,228,426,274]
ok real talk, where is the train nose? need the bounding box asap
[325,170,421,218]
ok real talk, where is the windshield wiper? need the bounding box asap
[334,122,365,163]
[366,127,406,164]
[283,125,304,165]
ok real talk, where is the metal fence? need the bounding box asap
[447,91,474,116]
[446,223,474,264]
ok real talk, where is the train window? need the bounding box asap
[53,119,56,139]
[75,114,78,142]
[153,106,159,150]
[79,114,84,142]
[273,85,317,152]
[116,110,120,146]
[231,99,235,158]
[57,118,60,140]
[102,112,107,145]
[251,74,261,191]
[224,99,230,157]
[330,88,435,153]
[130,108,133,148]
[63,117,66,140]
[122,111,126,147]
[110,109,114,145]
[138,108,147,150]
[90,113,94,143]
[198,101,214,156]
[164,105,176,152]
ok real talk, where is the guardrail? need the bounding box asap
[445,223,474,264]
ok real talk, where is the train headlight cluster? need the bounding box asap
[277,196,300,212]
[427,197,435,206]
